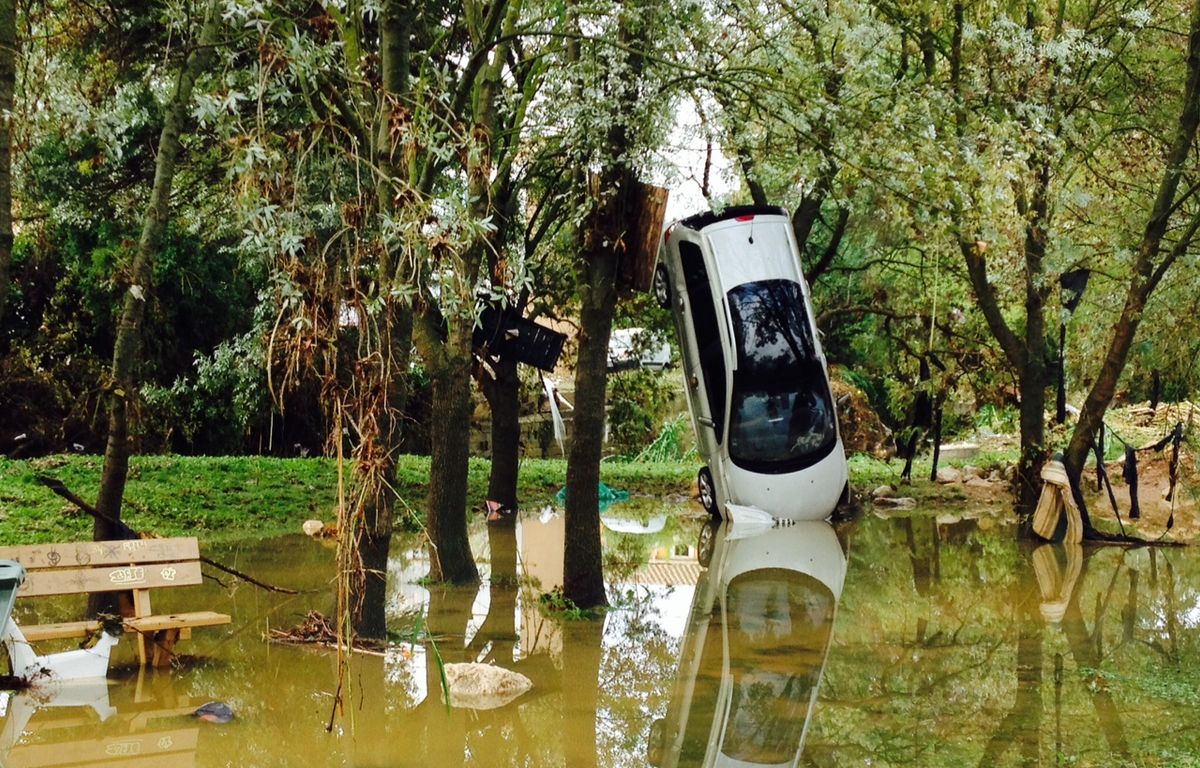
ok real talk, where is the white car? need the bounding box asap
[607,327,672,372]
[654,206,849,521]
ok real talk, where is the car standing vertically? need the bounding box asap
[654,205,849,521]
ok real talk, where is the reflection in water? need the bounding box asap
[6,514,1200,766]
[0,672,208,768]
[650,520,846,768]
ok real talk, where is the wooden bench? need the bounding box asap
[0,537,230,668]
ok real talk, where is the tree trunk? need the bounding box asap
[563,238,620,608]
[425,329,480,584]
[562,0,650,610]
[0,0,14,332]
[483,356,522,511]
[341,0,418,640]
[1016,365,1047,512]
[94,3,219,540]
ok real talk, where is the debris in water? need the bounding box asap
[194,701,234,723]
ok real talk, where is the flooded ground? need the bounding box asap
[4,504,1200,767]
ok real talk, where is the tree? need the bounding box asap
[1063,0,1200,533]
[557,0,675,609]
[94,0,220,540]
[0,0,14,331]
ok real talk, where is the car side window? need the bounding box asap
[679,240,727,440]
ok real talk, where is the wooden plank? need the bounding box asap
[18,612,228,643]
[125,611,230,633]
[7,728,197,768]
[17,561,203,598]
[14,619,100,642]
[0,539,200,571]
[620,181,669,293]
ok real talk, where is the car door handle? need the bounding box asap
[698,416,715,428]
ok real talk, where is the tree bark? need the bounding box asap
[483,356,522,510]
[425,330,481,584]
[563,229,620,608]
[94,2,219,540]
[0,0,14,332]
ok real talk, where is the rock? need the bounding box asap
[444,662,532,710]
[961,465,984,479]
[965,477,992,489]
[939,442,979,461]
[936,467,963,484]
[987,470,1003,483]
[872,485,896,499]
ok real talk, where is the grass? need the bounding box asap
[0,453,697,545]
[0,446,1018,546]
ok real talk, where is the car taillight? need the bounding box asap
[735,215,755,221]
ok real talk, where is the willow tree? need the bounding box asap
[894,0,1200,518]
[548,0,676,608]
[94,1,221,540]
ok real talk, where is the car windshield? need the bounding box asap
[726,280,837,472]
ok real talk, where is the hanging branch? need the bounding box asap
[34,475,301,595]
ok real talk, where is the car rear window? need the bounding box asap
[726,280,837,472]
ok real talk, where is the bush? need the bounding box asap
[606,369,677,458]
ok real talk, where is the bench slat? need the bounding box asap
[0,538,200,570]
[125,611,231,633]
[15,619,99,642]
[17,611,230,643]
[17,560,204,598]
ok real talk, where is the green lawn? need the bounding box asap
[0,454,697,544]
[0,450,1017,546]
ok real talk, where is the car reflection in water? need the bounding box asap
[649,518,847,768]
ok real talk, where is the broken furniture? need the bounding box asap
[1,559,119,683]
[0,537,230,668]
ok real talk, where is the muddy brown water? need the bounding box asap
[3,508,1200,767]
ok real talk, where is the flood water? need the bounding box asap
[4,505,1200,767]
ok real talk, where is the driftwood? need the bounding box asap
[34,474,300,595]
[267,610,387,655]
